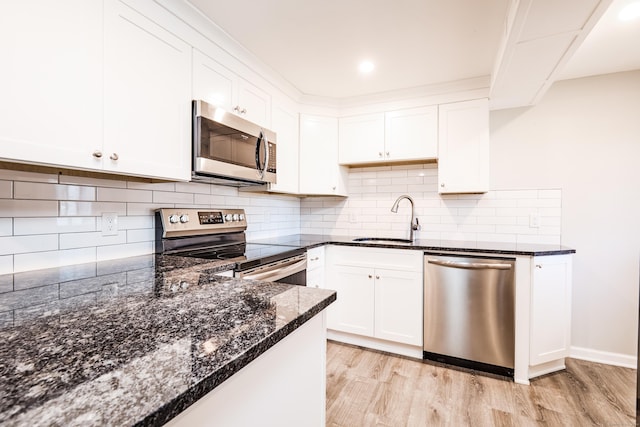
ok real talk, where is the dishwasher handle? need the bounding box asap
[427,258,513,270]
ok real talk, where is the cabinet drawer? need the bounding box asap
[307,246,325,271]
[326,246,422,272]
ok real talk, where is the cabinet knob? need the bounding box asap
[535,264,542,269]
[109,153,119,161]
[440,183,445,188]
[332,186,336,191]
[368,274,373,279]
[92,150,103,158]
[240,108,247,114]
[385,152,389,157]
[378,152,383,158]
[376,275,380,280]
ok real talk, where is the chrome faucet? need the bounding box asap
[390,195,420,241]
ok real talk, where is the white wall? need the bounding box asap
[490,70,640,361]
[0,169,300,274]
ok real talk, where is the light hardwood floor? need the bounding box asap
[326,341,636,427]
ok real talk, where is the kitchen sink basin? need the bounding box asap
[352,237,413,245]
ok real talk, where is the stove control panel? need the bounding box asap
[157,208,247,237]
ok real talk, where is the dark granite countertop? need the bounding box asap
[248,234,576,256]
[0,254,336,426]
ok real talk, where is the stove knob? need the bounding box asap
[169,214,179,224]
[239,214,245,221]
[232,213,239,221]
[225,214,233,222]
[179,214,189,223]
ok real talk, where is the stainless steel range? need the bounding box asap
[155,208,306,285]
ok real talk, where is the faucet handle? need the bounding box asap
[412,217,421,231]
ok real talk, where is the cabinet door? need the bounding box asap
[530,255,572,365]
[385,106,438,161]
[306,268,325,289]
[374,269,423,346]
[237,79,271,128]
[338,113,385,164]
[0,0,103,170]
[438,98,489,194]
[192,48,236,112]
[299,114,348,196]
[269,100,299,194]
[325,265,374,336]
[104,0,191,181]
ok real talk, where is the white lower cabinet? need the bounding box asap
[529,254,573,366]
[325,246,423,349]
[306,246,325,289]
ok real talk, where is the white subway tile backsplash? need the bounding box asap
[0,169,58,183]
[0,255,12,274]
[59,175,127,189]
[60,231,127,250]
[152,191,194,204]
[14,182,95,201]
[0,200,58,217]
[0,219,11,236]
[118,216,153,230]
[60,201,126,216]
[126,228,155,243]
[97,241,154,262]
[0,235,58,255]
[0,181,12,198]
[14,217,96,235]
[127,181,176,191]
[126,203,168,216]
[97,187,152,203]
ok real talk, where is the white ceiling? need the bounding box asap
[186,0,640,101]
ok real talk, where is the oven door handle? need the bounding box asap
[241,257,306,283]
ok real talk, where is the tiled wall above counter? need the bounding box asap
[301,163,562,245]
[0,166,300,275]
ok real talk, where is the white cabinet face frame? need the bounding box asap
[269,100,299,194]
[192,48,236,112]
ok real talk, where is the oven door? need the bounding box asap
[236,254,307,286]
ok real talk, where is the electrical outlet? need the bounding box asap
[529,213,540,228]
[102,212,118,236]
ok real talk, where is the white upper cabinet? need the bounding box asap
[237,79,272,128]
[103,0,191,181]
[338,113,385,164]
[438,98,490,194]
[338,106,438,165]
[193,49,271,129]
[299,114,348,196]
[269,99,299,194]
[192,49,236,112]
[385,106,438,161]
[0,0,103,171]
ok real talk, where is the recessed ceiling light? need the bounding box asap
[618,1,640,21]
[358,61,375,74]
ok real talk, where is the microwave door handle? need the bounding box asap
[255,131,267,179]
[262,133,269,178]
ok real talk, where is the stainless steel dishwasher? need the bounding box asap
[423,253,515,377]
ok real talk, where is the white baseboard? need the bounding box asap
[570,346,637,369]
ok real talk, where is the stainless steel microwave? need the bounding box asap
[192,100,277,186]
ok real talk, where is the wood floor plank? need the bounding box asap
[326,341,636,427]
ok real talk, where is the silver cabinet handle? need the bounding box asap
[535,264,542,269]
[109,153,119,161]
[427,259,513,270]
[440,183,445,187]
[378,152,383,158]
[368,274,372,279]
[376,275,380,279]
[386,151,390,157]
[310,257,320,261]
[92,150,103,158]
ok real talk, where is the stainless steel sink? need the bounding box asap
[352,237,413,245]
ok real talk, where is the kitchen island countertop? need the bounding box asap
[0,254,336,426]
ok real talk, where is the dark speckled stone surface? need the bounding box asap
[248,234,576,256]
[0,254,336,427]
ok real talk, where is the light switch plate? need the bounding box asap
[102,212,118,236]
[529,213,540,228]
